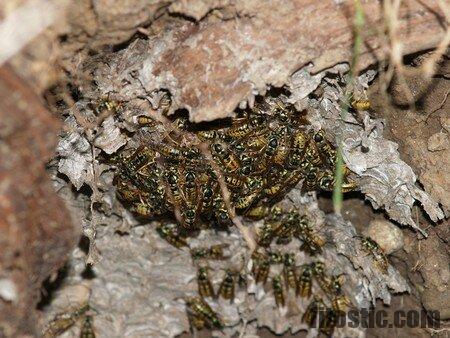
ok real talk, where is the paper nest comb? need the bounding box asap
[44,45,444,337]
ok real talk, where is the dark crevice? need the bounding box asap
[36,263,70,311]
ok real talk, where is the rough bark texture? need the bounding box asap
[134,0,447,122]
[0,65,78,337]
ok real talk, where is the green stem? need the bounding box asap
[332,0,365,214]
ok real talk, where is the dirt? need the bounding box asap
[0,65,78,337]
[369,61,450,218]
[366,60,450,322]
[315,58,450,336]
[319,196,449,337]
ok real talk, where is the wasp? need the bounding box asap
[226,114,266,139]
[213,196,230,223]
[164,168,185,210]
[245,176,264,192]
[215,208,230,223]
[244,205,269,220]
[96,98,119,115]
[234,190,260,211]
[257,219,281,247]
[156,224,187,248]
[239,153,253,166]
[311,261,325,277]
[158,143,182,162]
[274,211,300,244]
[138,166,165,192]
[268,251,283,264]
[197,130,217,141]
[336,166,358,193]
[292,129,308,155]
[247,133,268,151]
[238,154,253,175]
[137,115,156,126]
[293,214,312,237]
[185,297,223,329]
[239,164,252,176]
[191,244,228,261]
[302,167,319,192]
[211,143,240,173]
[281,169,303,192]
[283,209,300,227]
[145,186,167,216]
[283,253,298,291]
[115,179,141,203]
[197,267,214,298]
[331,294,351,314]
[183,170,198,206]
[200,185,215,216]
[286,152,302,168]
[256,156,274,173]
[361,237,388,274]
[181,207,198,229]
[342,177,358,193]
[42,304,89,338]
[318,169,356,193]
[351,98,371,111]
[173,116,188,131]
[131,201,158,217]
[272,275,285,308]
[268,205,284,220]
[326,150,338,167]
[230,141,246,153]
[300,233,325,256]
[80,315,96,338]
[252,252,270,284]
[188,313,206,331]
[224,175,246,190]
[312,261,332,293]
[225,119,254,139]
[317,170,335,192]
[155,91,171,113]
[304,140,323,167]
[120,146,156,179]
[218,269,235,301]
[263,128,286,164]
[297,156,313,174]
[275,212,300,243]
[311,130,329,151]
[297,264,313,298]
[311,130,336,164]
[265,133,279,156]
[328,274,346,295]
[320,308,338,336]
[182,148,202,164]
[270,99,290,121]
[302,296,326,327]
[264,181,284,198]
[272,131,290,166]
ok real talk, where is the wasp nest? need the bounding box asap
[44,53,442,337]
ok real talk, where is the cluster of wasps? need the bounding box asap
[110,93,365,334]
[184,242,355,335]
[186,243,235,330]
[257,207,325,254]
[265,259,352,336]
[113,94,356,229]
[250,210,353,336]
